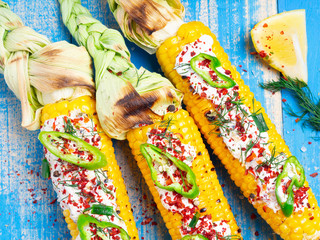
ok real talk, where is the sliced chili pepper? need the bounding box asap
[91,204,114,216]
[77,214,130,240]
[188,212,200,228]
[140,143,199,199]
[275,156,305,217]
[181,234,208,240]
[41,158,50,179]
[39,131,107,170]
[190,53,236,89]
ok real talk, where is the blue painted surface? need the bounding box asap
[0,0,319,240]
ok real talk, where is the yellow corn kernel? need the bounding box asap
[157,21,320,239]
[42,96,139,240]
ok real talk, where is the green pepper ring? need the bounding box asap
[140,143,200,199]
[181,234,209,240]
[77,214,130,240]
[275,156,306,217]
[39,131,107,170]
[190,53,236,89]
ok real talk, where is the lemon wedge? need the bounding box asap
[251,9,307,82]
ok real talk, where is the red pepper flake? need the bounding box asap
[250,52,258,55]
[263,205,267,212]
[310,172,318,178]
[310,216,314,220]
[295,118,300,123]
[33,200,37,204]
[263,23,268,28]
[50,199,57,205]
[151,222,158,226]
[280,31,284,35]
[308,142,312,145]
[259,50,267,58]
[238,65,242,68]
[242,69,247,72]
[255,231,260,236]
[141,217,152,225]
[282,98,287,102]
[221,184,225,188]
[250,213,257,220]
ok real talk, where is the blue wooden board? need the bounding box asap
[0,0,319,240]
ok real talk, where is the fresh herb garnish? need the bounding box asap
[91,204,114,216]
[261,76,320,131]
[189,212,200,228]
[63,118,77,135]
[41,159,50,179]
[255,147,286,170]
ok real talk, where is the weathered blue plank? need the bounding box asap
[0,1,72,239]
[0,0,319,240]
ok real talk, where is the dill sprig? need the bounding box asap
[63,118,77,135]
[260,76,320,131]
[255,147,286,170]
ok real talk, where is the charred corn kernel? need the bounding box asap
[157,21,320,240]
[42,96,139,240]
[127,109,241,240]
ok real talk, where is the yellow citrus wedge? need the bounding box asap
[251,9,307,82]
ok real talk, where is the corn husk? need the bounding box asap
[59,0,183,140]
[108,0,185,54]
[0,1,94,130]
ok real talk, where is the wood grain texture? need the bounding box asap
[0,0,319,240]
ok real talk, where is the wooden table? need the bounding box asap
[0,0,319,239]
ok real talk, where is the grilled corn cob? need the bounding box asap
[58,1,242,239]
[41,96,138,240]
[0,2,138,239]
[155,21,320,240]
[127,109,241,239]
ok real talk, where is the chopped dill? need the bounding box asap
[63,118,76,135]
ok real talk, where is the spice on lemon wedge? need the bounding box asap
[251,9,307,83]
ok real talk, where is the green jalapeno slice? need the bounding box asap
[275,156,305,217]
[39,131,107,170]
[140,143,199,199]
[190,53,236,89]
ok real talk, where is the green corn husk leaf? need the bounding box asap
[108,0,185,54]
[59,0,183,140]
[0,1,95,130]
